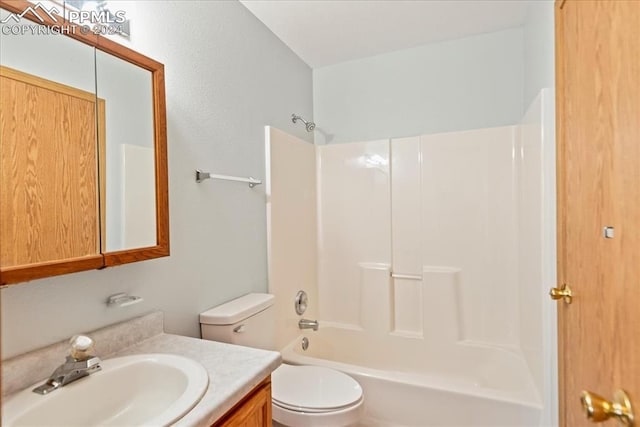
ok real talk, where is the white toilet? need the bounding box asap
[200,293,363,427]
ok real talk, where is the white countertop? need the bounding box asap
[1,312,281,427]
[112,333,281,426]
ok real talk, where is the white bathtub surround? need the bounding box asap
[417,126,520,346]
[1,312,281,427]
[316,139,391,328]
[266,89,555,426]
[265,127,318,349]
[419,266,462,343]
[517,88,558,427]
[313,129,541,425]
[358,263,393,334]
[316,127,521,346]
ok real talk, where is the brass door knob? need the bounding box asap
[549,283,573,304]
[581,390,635,426]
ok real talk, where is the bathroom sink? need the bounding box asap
[2,353,209,427]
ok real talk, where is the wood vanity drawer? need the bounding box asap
[211,376,272,427]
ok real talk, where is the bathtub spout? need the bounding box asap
[299,318,319,331]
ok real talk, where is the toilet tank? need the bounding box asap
[200,293,275,351]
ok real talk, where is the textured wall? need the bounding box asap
[523,1,555,111]
[313,28,524,144]
[1,0,312,359]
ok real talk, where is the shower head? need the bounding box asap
[292,114,316,132]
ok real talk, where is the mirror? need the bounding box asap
[0,0,168,285]
[96,50,157,252]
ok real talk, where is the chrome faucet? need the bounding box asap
[33,336,102,395]
[298,318,319,331]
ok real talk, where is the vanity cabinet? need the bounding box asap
[0,0,169,286]
[212,376,272,427]
[0,66,104,271]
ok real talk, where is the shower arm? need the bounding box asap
[291,113,316,132]
[291,114,309,126]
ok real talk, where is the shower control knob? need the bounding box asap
[294,290,308,315]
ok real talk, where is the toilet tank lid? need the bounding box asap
[200,293,274,325]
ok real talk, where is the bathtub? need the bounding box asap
[281,326,543,427]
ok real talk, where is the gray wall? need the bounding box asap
[313,28,524,144]
[523,1,555,111]
[0,0,312,359]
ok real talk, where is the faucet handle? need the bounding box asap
[69,335,95,360]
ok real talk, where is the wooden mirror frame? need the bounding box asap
[0,0,169,285]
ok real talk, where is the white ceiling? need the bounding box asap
[240,0,531,69]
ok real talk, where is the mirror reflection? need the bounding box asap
[0,12,99,268]
[96,50,156,251]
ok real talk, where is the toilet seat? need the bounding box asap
[272,364,363,413]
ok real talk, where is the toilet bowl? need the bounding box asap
[199,293,364,427]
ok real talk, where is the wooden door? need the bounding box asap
[556,0,640,426]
